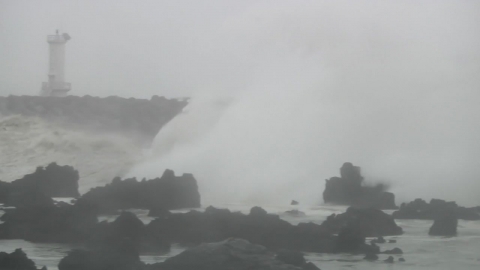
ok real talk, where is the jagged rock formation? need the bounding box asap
[0,163,79,204]
[323,162,396,209]
[58,241,142,270]
[0,199,97,243]
[76,169,201,214]
[58,238,321,270]
[429,209,458,236]
[320,207,403,237]
[87,211,170,254]
[0,95,187,147]
[145,206,378,254]
[0,249,46,270]
[148,238,320,270]
[392,198,480,220]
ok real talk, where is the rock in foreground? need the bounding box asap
[320,207,403,237]
[0,163,79,204]
[429,209,458,236]
[0,200,97,243]
[0,248,46,270]
[149,238,319,270]
[323,163,396,209]
[77,169,201,214]
[146,206,377,254]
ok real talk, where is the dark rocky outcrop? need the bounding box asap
[58,241,143,270]
[370,236,386,244]
[87,211,170,254]
[0,163,80,203]
[0,200,97,243]
[284,210,306,217]
[382,247,403,254]
[0,95,188,147]
[0,248,46,270]
[384,256,394,263]
[148,238,319,270]
[148,207,171,218]
[320,207,403,237]
[323,163,396,209]
[76,169,201,214]
[392,198,480,221]
[429,209,458,236]
[364,253,378,261]
[146,206,378,254]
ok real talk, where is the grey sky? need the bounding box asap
[2,1,480,205]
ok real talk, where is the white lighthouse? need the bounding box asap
[40,30,72,97]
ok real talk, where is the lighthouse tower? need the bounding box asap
[40,30,72,97]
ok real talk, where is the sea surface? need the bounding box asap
[0,203,479,270]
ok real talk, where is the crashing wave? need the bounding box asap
[0,115,143,193]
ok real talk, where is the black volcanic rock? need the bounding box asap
[148,238,319,270]
[0,95,188,147]
[382,247,403,254]
[0,248,46,270]
[323,163,396,209]
[12,163,79,198]
[76,169,201,214]
[320,207,403,237]
[392,198,480,221]
[0,163,79,205]
[429,209,458,236]
[146,206,377,254]
[58,240,143,270]
[88,211,170,254]
[0,200,97,243]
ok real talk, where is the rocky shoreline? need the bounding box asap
[0,162,478,269]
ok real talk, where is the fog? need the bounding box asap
[2,1,480,206]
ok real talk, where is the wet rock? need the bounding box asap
[371,236,386,244]
[148,207,171,218]
[276,250,306,266]
[323,163,397,210]
[382,247,403,254]
[4,189,55,208]
[76,169,201,214]
[88,211,170,254]
[429,209,458,236]
[399,258,406,262]
[291,200,299,205]
[250,206,268,217]
[0,163,80,205]
[0,248,46,270]
[58,240,143,270]
[320,207,403,237]
[148,238,317,270]
[364,253,379,261]
[284,210,306,217]
[0,199,97,243]
[146,206,361,254]
[393,198,480,221]
[336,223,379,254]
[388,239,397,243]
[384,256,394,263]
[11,163,80,198]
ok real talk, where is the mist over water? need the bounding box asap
[127,1,480,206]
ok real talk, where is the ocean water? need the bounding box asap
[0,115,143,193]
[0,203,479,270]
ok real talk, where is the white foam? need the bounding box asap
[0,115,143,193]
